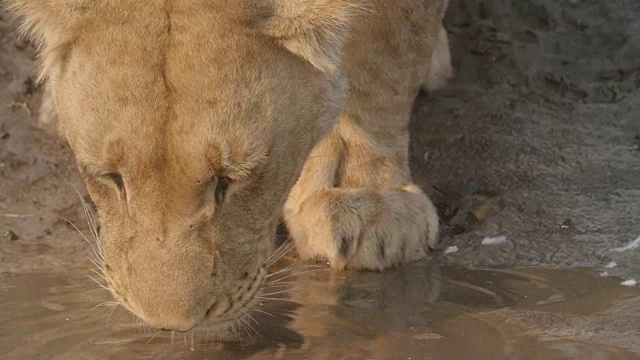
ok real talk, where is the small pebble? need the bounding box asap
[620,279,636,287]
[3,230,19,241]
[604,261,617,269]
[482,235,507,245]
[422,151,430,164]
[560,219,573,229]
[444,245,459,254]
[599,271,609,277]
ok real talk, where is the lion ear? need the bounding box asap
[6,0,84,82]
[258,0,365,74]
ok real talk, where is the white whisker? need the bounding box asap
[265,241,295,266]
[261,289,294,297]
[267,263,322,278]
[75,187,100,241]
[240,316,262,338]
[87,275,110,291]
[235,318,253,341]
[246,313,259,326]
[257,297,298,304]
[90,268,108,282]
[87,256,103,271]
[230,322,241,343]
[268,267,327,284]
[268,239,292,260]
[147,329,162,343]
[251,308,276,318]
[106,302,119,324]
[264,281,296,287]
[91,301,119,311]
[66,218,102,263]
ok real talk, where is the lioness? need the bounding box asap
[9,0,452,331]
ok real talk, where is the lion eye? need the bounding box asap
[214,176,230,205]
[104,172,125,193]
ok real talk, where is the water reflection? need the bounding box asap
[1,261,638,359]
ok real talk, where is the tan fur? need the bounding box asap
[9,0,451,331]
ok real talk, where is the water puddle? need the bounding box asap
[1,263,638,359]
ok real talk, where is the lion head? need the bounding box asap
[9,0,361,331]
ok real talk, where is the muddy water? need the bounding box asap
[1,263,638,360]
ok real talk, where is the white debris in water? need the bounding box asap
[444,245,459,254]
[611,236,640,252]
[599,271,609,277]
[40,300,65,311]
[620,279,636,287]
[412,333,444,340]
[482,235,507,245]
[604,261,618,269]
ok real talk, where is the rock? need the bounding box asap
[3,229,19,241]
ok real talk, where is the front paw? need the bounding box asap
[284,185,439,270]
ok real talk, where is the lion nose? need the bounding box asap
[128,285,213,332]
[119,271,213,331]
[127,276,216,332]
[120,241,217,332]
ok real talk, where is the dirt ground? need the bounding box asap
[1,0,639,280]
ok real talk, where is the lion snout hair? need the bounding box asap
[105,236,218,332]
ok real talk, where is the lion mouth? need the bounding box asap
[199,267,267,328]
[103,265,268,333]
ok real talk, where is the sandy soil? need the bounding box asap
[415,0,640,279]
[1,0,639,279]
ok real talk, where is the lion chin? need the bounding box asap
[9,0,451,331]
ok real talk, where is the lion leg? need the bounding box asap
[284,109,440,271]
[283,1,447,270]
